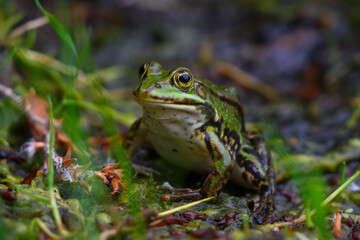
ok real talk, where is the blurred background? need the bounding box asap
[2,0,359,153]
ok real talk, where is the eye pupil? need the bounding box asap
[179,73,191,83]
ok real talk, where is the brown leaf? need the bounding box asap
[21,166,38,184]
[182,210,206,221]
[353,224,360,240]
[23,89,71,148]
[0,149,26,163]
[0,189,17,201]
[333,212,343,239]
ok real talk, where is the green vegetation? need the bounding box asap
[1,0,360,239]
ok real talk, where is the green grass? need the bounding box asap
[48,96,69,236]
[34,0,78,57]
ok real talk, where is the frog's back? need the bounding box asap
[201,79,240,101]
[200,78,245,133]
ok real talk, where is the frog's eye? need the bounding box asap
[172,68,193,90]
[138,63,149,79]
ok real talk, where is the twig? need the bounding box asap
[99,223,123,240]
[215,61,281,102]
[17,48,130,88]
[4,16,48,43]
[157,197,214,216]
[0,83,22,104]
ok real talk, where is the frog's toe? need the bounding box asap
[252,194,266,216]
[251,190,275,224]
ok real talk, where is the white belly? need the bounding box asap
[142,103,213,173]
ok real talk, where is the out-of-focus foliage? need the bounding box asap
[1,0,360,239]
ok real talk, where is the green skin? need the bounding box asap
[126,61,274,214]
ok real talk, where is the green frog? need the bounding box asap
[126,61,274,215]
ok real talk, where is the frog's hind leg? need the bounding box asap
[244,130,275,218]
[124,118,147,156]
[252,167,275,217]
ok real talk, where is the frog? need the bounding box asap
[125,61,274,215]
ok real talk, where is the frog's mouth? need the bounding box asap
[134,97,214,122]
[134,97,201,108]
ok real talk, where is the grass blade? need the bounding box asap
[34,0,78,57]
[340,161,346,185]
[158,197,214,216]
[47,96,69,236]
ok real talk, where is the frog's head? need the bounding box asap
[133,61,209,107]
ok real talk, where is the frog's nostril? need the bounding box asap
[154,83,161,88]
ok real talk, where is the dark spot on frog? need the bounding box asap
[154,82,161,88]
[187,122,194,127]
[172,148,178,152]
[174,132,178,135]
[244,160,266,184]
[161,108,165,111]
[189,146,194,151]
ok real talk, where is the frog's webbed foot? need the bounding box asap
[252,168,275,224]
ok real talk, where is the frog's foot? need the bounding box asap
[252,169,275,223]
[251,192,274,225]
[252,191,274,216]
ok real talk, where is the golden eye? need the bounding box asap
[172,68,193,90]
[138,63,149,79]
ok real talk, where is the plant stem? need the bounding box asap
[158,197,214,216]
[47,96,69,236]
[340,161,346,186]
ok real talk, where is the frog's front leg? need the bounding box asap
[165,129,235,201]
[124,118,146,156]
